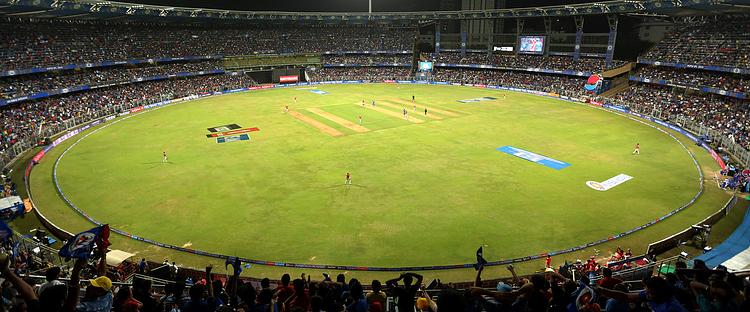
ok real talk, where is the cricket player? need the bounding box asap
[345,172,352,185]
[162,151,168,163]
[358,115,363,125]
[632,143,640,155]
[284,105,289,113]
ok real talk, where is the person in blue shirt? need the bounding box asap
[596,276,687,312]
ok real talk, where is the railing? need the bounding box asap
[668,114,750,166]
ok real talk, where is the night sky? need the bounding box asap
[122,0,607,12]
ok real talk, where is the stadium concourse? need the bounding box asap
[1,1,750,310]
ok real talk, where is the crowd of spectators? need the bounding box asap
[0,237,748,312]
[642,17,750,68]
[322,55,412,65]
[430,53,624,72]
[608,83,750,149]
[0,19,416,71]
[308,67,411,82]
[0,60,223,100]
[632,66,750,93]
[0,73,257,163]
[433,68,588,98]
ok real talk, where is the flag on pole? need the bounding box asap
[474,246,488,270]
[58,225,110,259]
[225,257,242,275]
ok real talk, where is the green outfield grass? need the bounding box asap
[26,83,731,280]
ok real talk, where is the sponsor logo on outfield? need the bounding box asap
[586,174,633,191]
[458,96,498,103]
[217,134,250,144]
[497,146,571,170]
[207,124,241,133]
[309,90,329,95]
[206,127,260,138]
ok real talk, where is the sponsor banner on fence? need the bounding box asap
[638,59,750,75]
[279,75,299,83]
[586,174,633,191]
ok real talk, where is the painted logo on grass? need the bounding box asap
[497,146,571,170]
[586,174,633,191]
[206,124,259,142]
[458,96,497,103]
[205,127,260,138]
[217,134,250,144]
[309,90,329,95]
[207,124,241,132]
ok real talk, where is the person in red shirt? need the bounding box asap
[597,267,623,289]
[286,279,310,311]
[274,274,295,304]
[545,255,552,268]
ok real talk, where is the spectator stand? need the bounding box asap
[630,65,749,100]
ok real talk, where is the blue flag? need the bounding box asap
[58,225,109,259]
[474,246,488,270]
[225,257,242,275]
[0,220,11,242]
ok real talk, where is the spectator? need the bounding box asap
[596,276,688,312]
[113,286,142,312]
[365,279,386,308]
[37,266,64,297]
[386,272,423,312]
[598,268,623,289]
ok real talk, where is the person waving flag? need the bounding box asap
[58,224,110,259]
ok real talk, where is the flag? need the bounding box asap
[474,246,488,270]
[0,220,12,242]
[225,257,242,275]
[58,225,109,259]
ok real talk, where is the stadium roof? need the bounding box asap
[0,0,749,22]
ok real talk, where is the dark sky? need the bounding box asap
[122,0,605,12]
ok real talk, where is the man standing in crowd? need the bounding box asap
[386,272,423,312]
[38,267,64,297]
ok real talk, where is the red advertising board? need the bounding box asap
[130,106,144,113]
[279,75,299,83]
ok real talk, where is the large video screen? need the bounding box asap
[518,36,545,54]
[418,61,433,71]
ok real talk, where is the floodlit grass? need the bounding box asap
[27,83,732,280]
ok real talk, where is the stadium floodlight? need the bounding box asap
[159,7,174,17]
